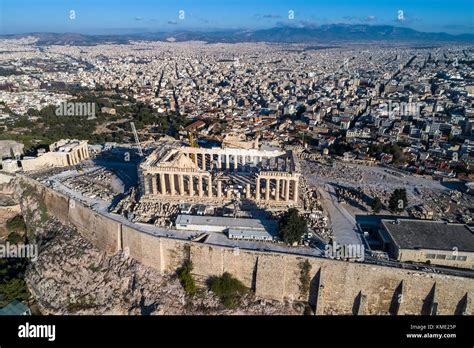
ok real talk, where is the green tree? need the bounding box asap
[279,208,308,245]
[209,272,248,309]
[177,260,196,296]
[6,215,26,234]
[0,278,29,307]
[371,197,382,213]
[7,232,24,244]
[388,189,408,213]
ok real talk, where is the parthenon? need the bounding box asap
[139,142,301,206]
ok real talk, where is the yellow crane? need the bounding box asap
[188,130,198,162]
[188,130,198,148]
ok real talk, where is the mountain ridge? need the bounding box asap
[2,24,473,46]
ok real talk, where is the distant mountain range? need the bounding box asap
[3,24,474,46]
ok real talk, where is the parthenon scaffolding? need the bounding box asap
[138,143,301,206]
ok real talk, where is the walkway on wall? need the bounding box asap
[317,183,364,245]
[37,171,474,279]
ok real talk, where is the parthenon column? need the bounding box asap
[217,180,222,198]
[158,172,164,194]
[217,155,222,169]
[256,177,260,200]
[265,178,270,201]
[275,179,280,201]
[201,153,206,170]
[151,174,157,194]
[189,174,194,196]
[169,174,176,195]
[207,176,212,197]
[198,175,203,197]
[285,179,290,202]
[242,155,246,171]
[233,154,238,171]
[144,175,150,195]
[246,183,251,199]
[225,154,230,170]
[179,174,184,196]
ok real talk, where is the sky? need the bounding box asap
[1,0,473,35]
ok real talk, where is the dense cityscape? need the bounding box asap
[0,1,473,345]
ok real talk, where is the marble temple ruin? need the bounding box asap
[138,141,301,207]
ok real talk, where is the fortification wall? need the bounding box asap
[43,187,69,225]
[18,176,474,315]
[122,224,164,272]
[68,201,119,253]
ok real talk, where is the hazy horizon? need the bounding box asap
[1,0,473,35]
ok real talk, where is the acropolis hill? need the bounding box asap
[11,175,474,315]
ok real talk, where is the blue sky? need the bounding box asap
[1,0,473,35]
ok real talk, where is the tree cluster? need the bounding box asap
[208,272,248,309]
[279,208,308,245]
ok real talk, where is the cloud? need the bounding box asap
[262,14,282,19]
[275,20,318,29]
[134,17,143,21]
[255,13,283,20]
[341,15,377,24]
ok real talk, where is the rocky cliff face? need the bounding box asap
[0,178,21,238]
[26,221,303,315]
[0,204,21,238]
[14,179,302,315]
